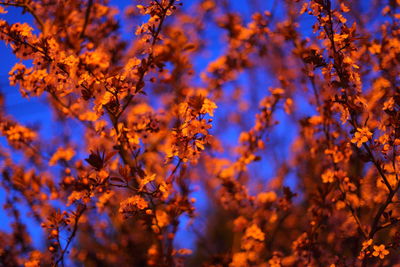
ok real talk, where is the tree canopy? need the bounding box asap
[0,0,400,266]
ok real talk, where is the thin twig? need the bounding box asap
[0,1,44,30]
[53,205,86,267]
[79,0,93,38]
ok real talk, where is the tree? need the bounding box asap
[0,0,399,266]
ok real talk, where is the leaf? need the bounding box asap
[85,150,104,170]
